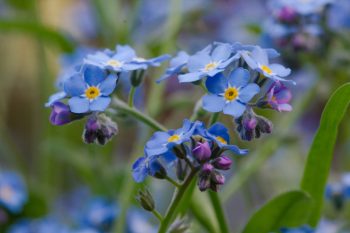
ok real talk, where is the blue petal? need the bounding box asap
[240,51,259,70]
[228,68,250,88]
[178,72,204,83]
[223,101,246,118]
[239,83,260,103]
[170,51,189,68]
[114,45,136,62]
[64,73,86,96]
[145,132,171,156]
[145,54,171,66]
[270,64,291,77]
[223,145,248,155]
[89,97,111,112]
[208,123,230,143]
[202,95,225,112]
[251,47,268,65]
[187,53,211,72]
[211,43,232,61]
[99,74,118,95]
[132,157,148,183]
[45,91,66,107]
[160,151,177,164]
[68,97,90,113]
[83,65,107,86]
[205,73,227,94]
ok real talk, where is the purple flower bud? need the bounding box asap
[266,82,292,112]
[211,171,225,185]
[243,117,257,131]
[277,7,297,23]
[83,114,118,145]
[192,141,211,162]
[213,156,232,170]
[201,163,214,174]
[198,175,210,192]
[49,102,81,126]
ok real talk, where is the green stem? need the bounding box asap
[152,210,164,222]
[208,191,230,233]
[165,176,181,188]
[209,112,220,126]
[158,169,198,233]
[128,86,136,107]
[111,98,167,132]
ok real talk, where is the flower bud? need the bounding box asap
[211,171,225,185]
[168,218,190,233]
[176,159,189,181]
[201,163,214,174]
[192,141,211,162]
[213,156,232,170]
[136,189,155,212]
[49,102,83,126]
[198,175,211,192]
[83,114,118,145]
[149,159,167,180]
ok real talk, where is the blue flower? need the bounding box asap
[280,225,314,233]
[240,47,293,83]
[63,64,118,113]
[132,151,176,183]
[81,198,118,231]
[8,218,71,233]
[230,42,280,59]
[85,45,170,73]
[178,43,239,83]
[145,119,199,156]
[157,51,190,82]
[0,171,27,214]
[269,0,333,15]
[328,0,350,30]
[202,68,260,118]
[203,123,248,155]
[126,209,157,233]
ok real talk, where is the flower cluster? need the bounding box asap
[263,0,333,52]
[46,45,170,145]
[132,119,247,192]
[159,42,294,141]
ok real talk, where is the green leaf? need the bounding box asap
[242,190,313,233]
[0,20,75,52]
[300,83,350,226]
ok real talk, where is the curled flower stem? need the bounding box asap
[128,86,136,107]
[111,98,167,132]
[152,209,164,222]
[165,176,181,188]
[158,169,199,233]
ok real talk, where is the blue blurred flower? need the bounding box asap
[8,218,71,233]
[126,209,157,233]
[145,119,199,156]
[85,45,169,73]
[63,64,118,113]
[178,43,239,83]
[157,51,190,82]
[81,198,118,232]
[328,0,350,30]
[280,225,314,233]
[269,0,333,15]
[240,47,293,83]
[203,123,248,155]
[0,171,27,214]
[132,151,176,183]
[202,68,260,118]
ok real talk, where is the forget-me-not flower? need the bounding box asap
[280,225,315,233]
[241,46,293,83]
[63,64,118,113]
[178,43,238,83]
[0,171,27,214]
[145,119,200,156]
[202,68,260,118]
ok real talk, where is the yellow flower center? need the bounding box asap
[107,59,122,67]
[204,62,218,71]
[224,87,239,101]
[216,136,227,144]
[85,86,100,100]
[0,185,14,203]
[168,134,180,142]
[261,65,273,75]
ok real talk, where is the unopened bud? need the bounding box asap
[213,156,232,170]
[136,189,155,212]
[192,141,211,162]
